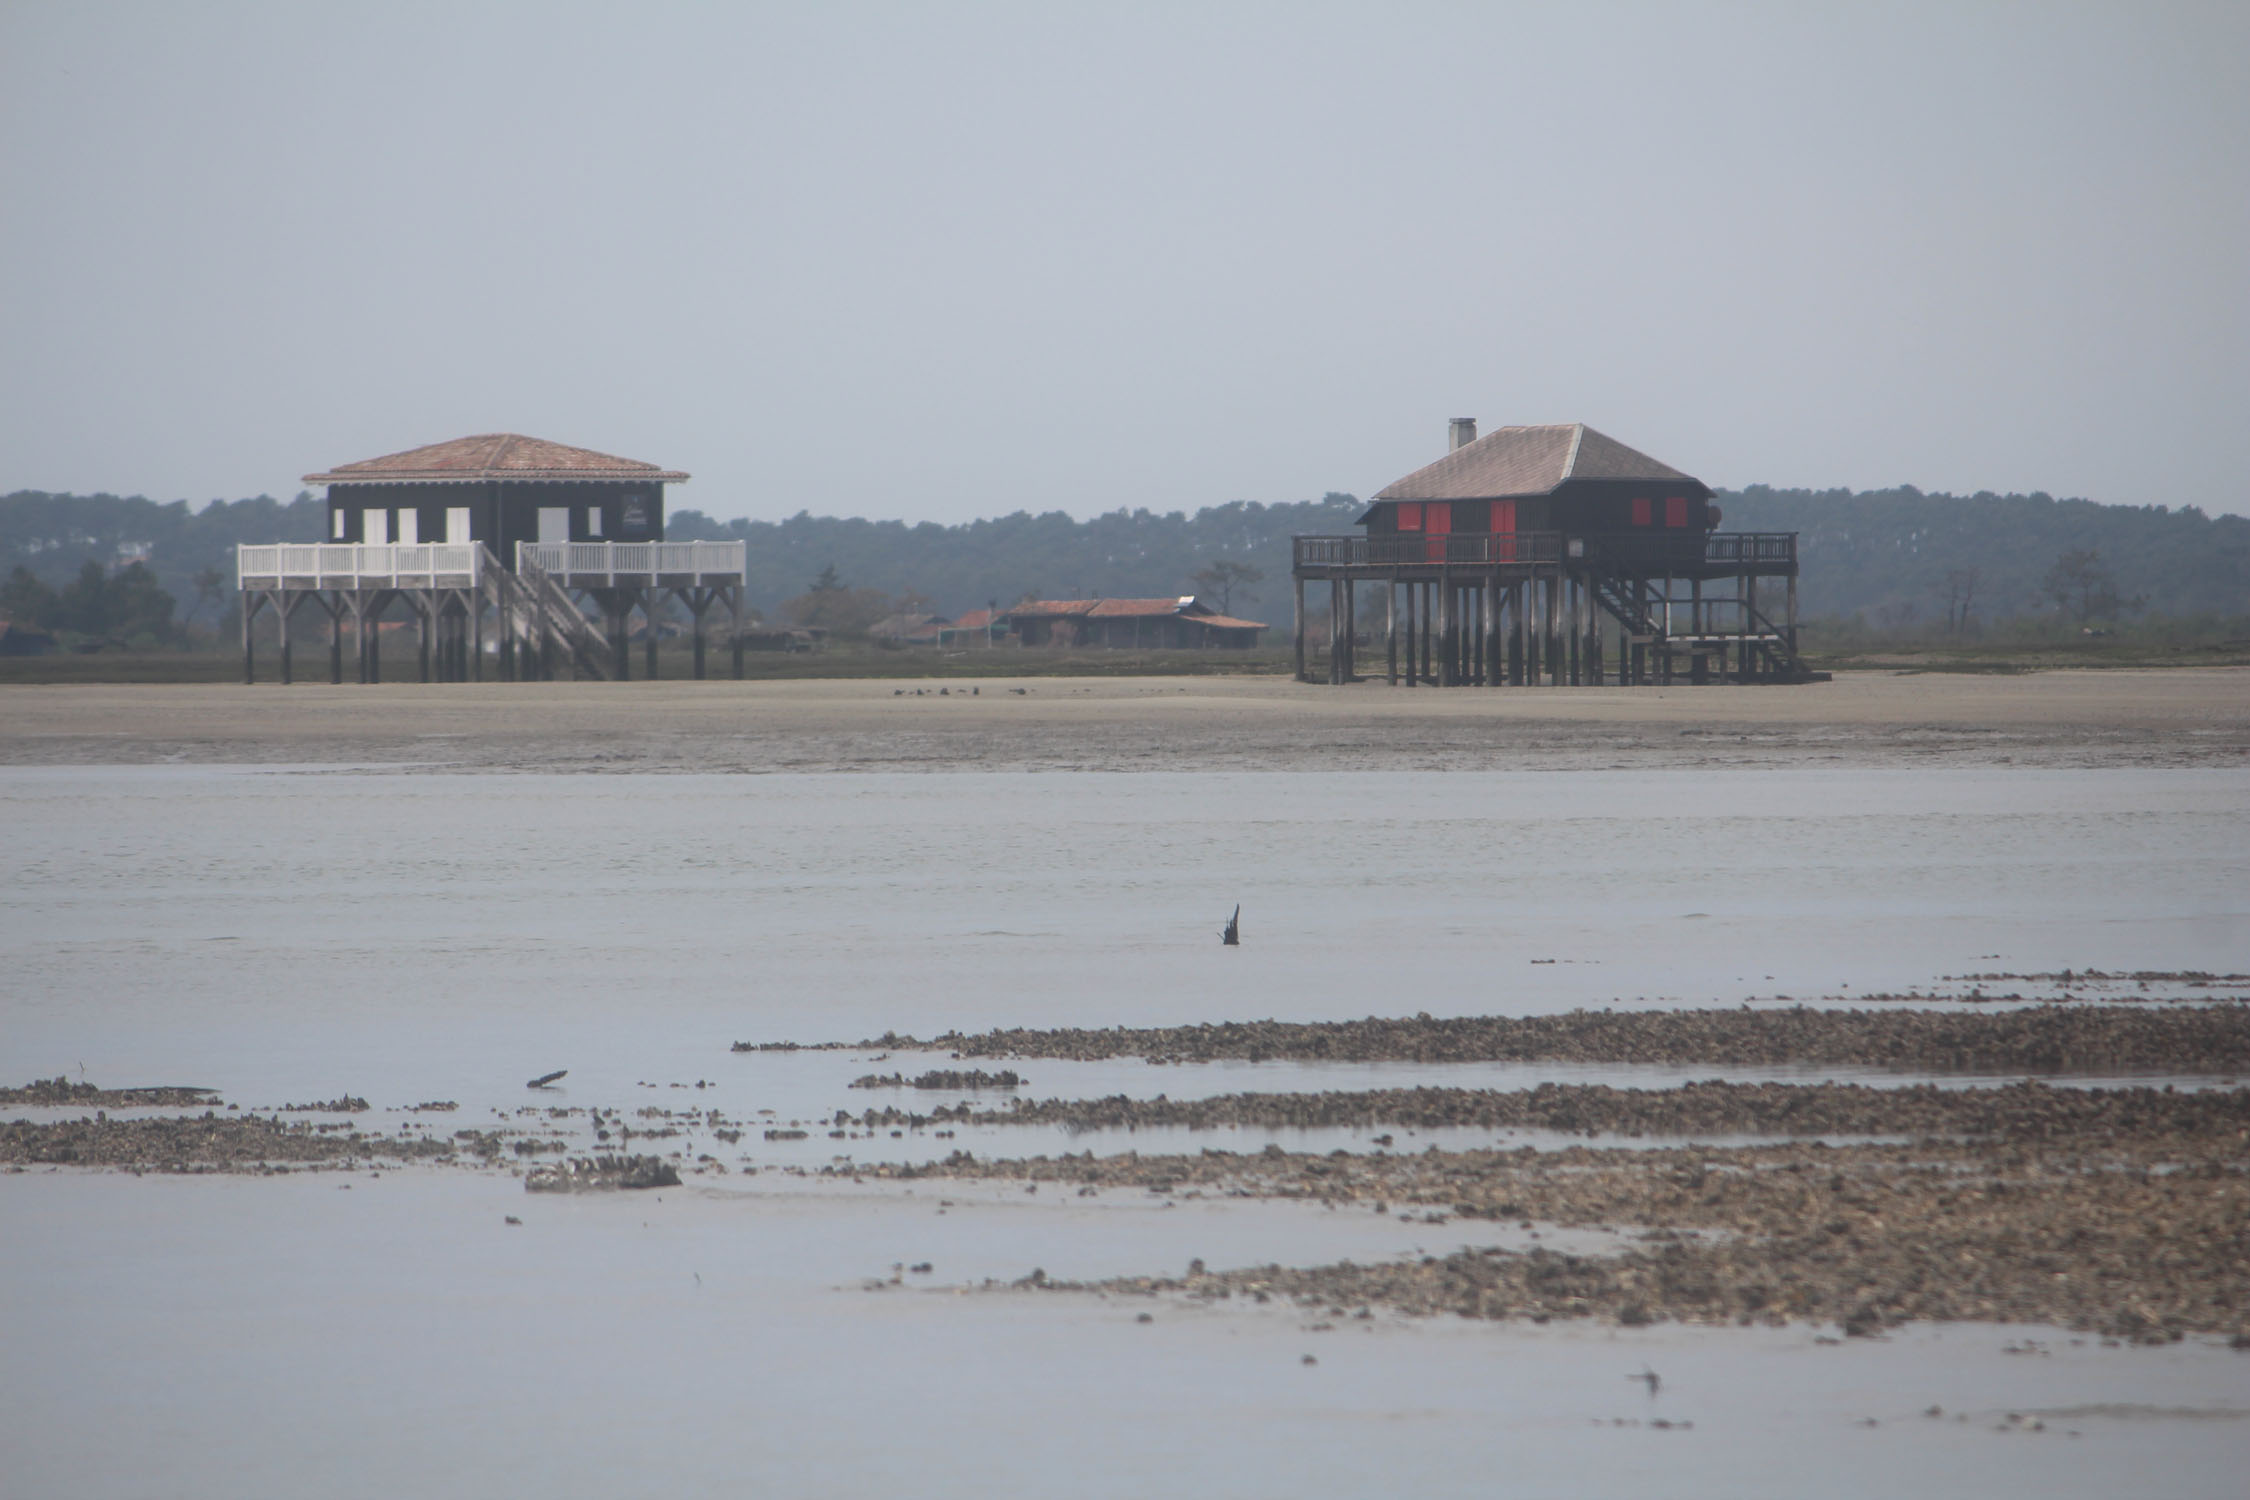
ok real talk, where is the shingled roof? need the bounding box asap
[1373,424,1694,502]
[305,434,688,485]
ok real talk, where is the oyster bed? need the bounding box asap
[819,1001,2250,1071]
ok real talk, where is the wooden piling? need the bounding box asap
[1292,576,1306,682]
[730,585,745,679]
[1385,578,1398,685]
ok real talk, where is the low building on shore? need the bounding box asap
[1002,596,1267,649]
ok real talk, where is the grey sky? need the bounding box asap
[3,2,2245,521]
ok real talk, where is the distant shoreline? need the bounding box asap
[2,669,2243,773]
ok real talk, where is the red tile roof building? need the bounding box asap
[1001,596,1266,649]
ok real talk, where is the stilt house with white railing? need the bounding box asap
[236,434,748,683]
[1290,421,1820,686]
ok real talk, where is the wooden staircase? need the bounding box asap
[1589,573,1822,683]
[487,546,612,679]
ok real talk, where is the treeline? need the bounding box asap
[3,483,2245,641]
[1721,485,2250,628]
[663,496,1364,622]
[0,489,323,642]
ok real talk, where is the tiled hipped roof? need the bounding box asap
[1005,597,1267,630]
[306,434,688,485]
[1373,423,1694,502]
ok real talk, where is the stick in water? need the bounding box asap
[527,1070,567,1089]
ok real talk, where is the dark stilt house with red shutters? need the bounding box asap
[1290,421,1815,685]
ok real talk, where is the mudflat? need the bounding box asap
[3,668,2245,771]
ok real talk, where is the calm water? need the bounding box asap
[4,764,2248,1498]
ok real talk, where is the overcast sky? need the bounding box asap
[3,2,2245,522]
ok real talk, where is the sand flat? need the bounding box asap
[2,668,2244,771]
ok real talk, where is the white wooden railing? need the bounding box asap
[515,541,746,582]
[237,543,482,586]
[237,540,746,588]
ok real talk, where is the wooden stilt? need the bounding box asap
[1385,577,1397,685]
[1343,579,1356,682]
[644,588,660,680]
[241,592,257,684]
[277,592,293,685]
[1486,571,1502,686]
[1402,581,1416,686]
[1742,570,1755,682]
[1292,576,1306,682]
[729,585,745,679]
[1565,578,1579,686]
[1508,582,1522,685]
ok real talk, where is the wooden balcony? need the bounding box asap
[515,540,747,587]
[1292,531,1795,579]
[237,543,483,590]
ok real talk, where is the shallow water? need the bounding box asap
[5,765,2245,1089]
[5,1170,2246,1500]
[4,763,2248,1497]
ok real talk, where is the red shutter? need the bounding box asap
[1396,502,1423,532]
[1424,502,1451,560]
[1493,499,1516,533]
[1665,496,1688,528]
[1630,497,1651,527]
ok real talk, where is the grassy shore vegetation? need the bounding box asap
[1795,614,2250,673]
[10,613,2249,684]
[0,637,1305,684]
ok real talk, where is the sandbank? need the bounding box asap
[0,668,2243,771]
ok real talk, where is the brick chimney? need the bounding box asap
[1449,417,1478,451]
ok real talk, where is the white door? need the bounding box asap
[538,507,570,543]
[394,508,418,545]
[446,507,471,544]
[365,508,389,545]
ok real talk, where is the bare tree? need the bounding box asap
[2041,549,2139,625]
[1937,566,1980,638]
[1189,560,1263,615]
